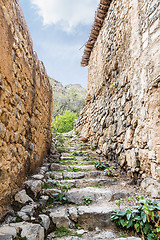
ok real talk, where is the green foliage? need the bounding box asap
[56,181,71,192]
[83,196,92,206]
[14,236,27,240]
[49,77,86,118]
[54,227,82,238]
[95,161,106,170]
[42,182,53,189]
[53,181,71,205]
[52,110,78,133]
[90,144,97,151]
[105,165,115,176]
[55,227,72,238]
[111,196,160,240]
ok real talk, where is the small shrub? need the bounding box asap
[111,196,160,240]
[52,110,78,133]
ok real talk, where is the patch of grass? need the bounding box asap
[55,227,72,238]
[49,173,55,179]
[14,235,27,240]
[54,227,82,238]
[56,168,90,173]
[42,182,53,189]
[88,226,94,231]
[89,184,102,188]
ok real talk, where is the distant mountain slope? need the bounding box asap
[49,77,87,118]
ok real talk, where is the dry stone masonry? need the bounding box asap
[77,0,160,183]
[0,0,52,218]
[0,132,143,239]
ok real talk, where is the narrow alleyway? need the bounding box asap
[0,131,143,240]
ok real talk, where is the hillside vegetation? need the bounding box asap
[49,77,87,118]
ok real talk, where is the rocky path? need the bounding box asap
[0,132,142,240]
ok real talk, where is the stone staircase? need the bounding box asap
[0,132,142,240]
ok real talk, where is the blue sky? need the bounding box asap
[19,0,99,88]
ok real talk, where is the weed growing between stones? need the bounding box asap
[42,183,53,189]
[14,235,27,240]
[90,144,97,151]
[83,196,92,206]
[89,184,102,188]
[111,195,160,240]
[95,161,106,170]
[104,165,116,176]
[54,227,82,238]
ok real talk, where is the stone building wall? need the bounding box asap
[0,0,53,216]
[77,0,160,181]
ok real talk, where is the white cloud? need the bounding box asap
[30,0,99,32]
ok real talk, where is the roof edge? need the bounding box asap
[81,0,112,67]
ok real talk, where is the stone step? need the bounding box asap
[65,187,113,204]
[46,170,105,180]
[0,222,44,240]
[46,178,117,188]
[63,171,105,179]
[77,205,117,230]
[51,163,96,171]
[49,236,141,240]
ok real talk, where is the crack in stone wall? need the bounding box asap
[0,0,53,217]
[76,0,160,182]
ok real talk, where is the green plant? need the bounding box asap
[88,226,94,231]
[90,144,97,151]
[42,182,53,189]
[72,167,80,172]
[49,173,55,179]
[90,184,102,188]
[14,236,27,240]
[95,161,106,170]
[52,110,78,133]
[55,227,72,238]
[115,198,125,209]
[111,197,160,240]
[105,165,115,176]
[113,176,118,181]
[54,227,82,238]
[56,181,71,192]
[83,196,92,206]
[54,181,71,204]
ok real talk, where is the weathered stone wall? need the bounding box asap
[0,0,53,216]
[77,0,160,181]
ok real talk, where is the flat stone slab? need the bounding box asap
[63,172,85,179]
[0,223,44,240]
[0,236,13,240]
[77,205,117,230]
[51,163,69,171]
[50,206,70,228]
[14,189,33,204]
[66,187,112,204]
[115,238,141,240]
[141,178,160,198]
[0,226,17,237]
[25,180,42,197]
[52,178,116,189]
